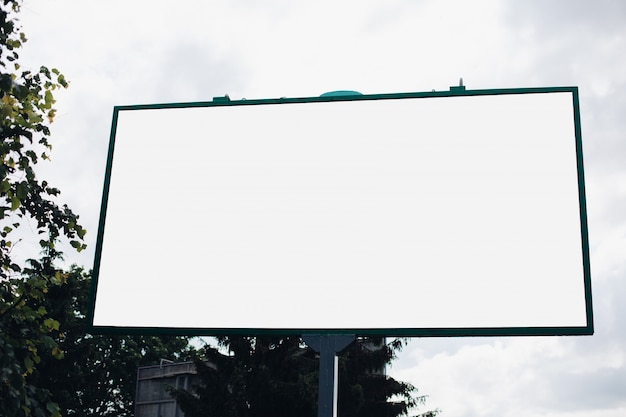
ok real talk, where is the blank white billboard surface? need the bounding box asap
[89,88,592,336]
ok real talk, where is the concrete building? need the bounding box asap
[135,361,198,417]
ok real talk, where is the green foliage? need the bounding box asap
[0,1,85,274]
[338,338,434,417]
[0,1,87,416]
[28,266,196,416]
[1,258,65,417]
[172,337,318,417]
[172,336,437,417]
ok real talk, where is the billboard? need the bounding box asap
[88,87,592,336]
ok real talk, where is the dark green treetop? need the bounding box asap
[172,336,439,417]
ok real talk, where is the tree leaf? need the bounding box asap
[46,401,61,417]
[16,182,27,199]
[0,180,10,193]
[43,318,60,331]
[24,356,34,373]
[10,195,20,210]
[51,347,64,360]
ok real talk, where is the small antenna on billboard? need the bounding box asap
[450,77,466,92]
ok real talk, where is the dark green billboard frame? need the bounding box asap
[87,86,593,338]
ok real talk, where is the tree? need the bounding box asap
[172,336,438,417]
[0,1,87,415]
[338,337,423,417]
[173,337,318,417]
[26,265,196,417]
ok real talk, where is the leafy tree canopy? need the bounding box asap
[28,266,196,416]
[0,1,86,415]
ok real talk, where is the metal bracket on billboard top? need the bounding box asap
[212,94,230,102]
[450,77,466,92]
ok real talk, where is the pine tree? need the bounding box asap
[172,336,436,417]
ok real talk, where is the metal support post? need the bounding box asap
[303,334,355,417]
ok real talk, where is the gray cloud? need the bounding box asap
[504,0,626,37]
[151,42,245,103]
[537,366,626,412]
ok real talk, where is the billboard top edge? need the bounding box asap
[112,86,579,112]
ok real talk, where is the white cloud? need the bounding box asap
[391,336,625,417]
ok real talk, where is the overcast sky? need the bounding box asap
[15,1,626,416]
